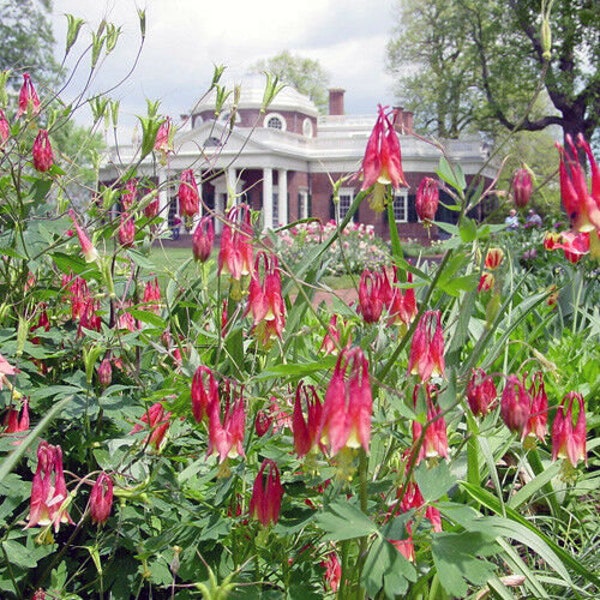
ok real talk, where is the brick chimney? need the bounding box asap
[392,106,404,132]
[403,110,414,134]
[391,106,414,134]
[328,88,345,116]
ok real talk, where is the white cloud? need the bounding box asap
[51,0,397,134]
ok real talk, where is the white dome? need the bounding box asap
[191,74,319,117]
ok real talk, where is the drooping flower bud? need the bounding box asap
[192,216,214,262]
[32,130,54,172]
[0,109,10,145]
[17,73,41,118]
[512,168,533,208]
[412,384,449,463]
[89,472,113,525]
[96,357,112,388]
[292,382,323,458]
[68,210,99,263]
[178,169,200,218]
[415,177,439,222]
[466,368,497,417]
[121,179,137,211]
[118,212,135,247]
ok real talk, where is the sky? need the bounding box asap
[51,0,399,138]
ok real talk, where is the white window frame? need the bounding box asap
[393,189,408,223]
[336,188,354,223]
[263,112,287,131]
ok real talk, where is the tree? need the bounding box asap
[249,51,330,113]
[0,0,63,90]
[387,0,600,144]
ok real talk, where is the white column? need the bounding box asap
[158,167,169,231]
[215,191,224,235]
[263,167,273,230]
[277,168,288,226]
[227,167,237,208]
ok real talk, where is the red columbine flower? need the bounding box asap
[154,117,173,158]
[358,269,385,323]
[407,310,445,382]
[0,109,10,145]
[524,371,548,442]
[68,210,99,263]
[218,204,254,280]
[192,216,214,262]
[32,129,53,172]
[500,375,530,438]
[3,399,30,434]
[361,104,407,212]
[466,368,497,417]
[17,73,41,118]
[246,252,285,342]
[130,402,172,451]
[207,383,246,462]
[249,459,284,526]
[178,169,200,217]
[191,365,218,424]
[319,346,372,455]
[322,552,342,593]
[512,168,533,208]
[552,391,587,467]
[387,269,418,326]
[484,247,504,270]
[556,134,600,258]
[142,277,161,314]
[292,382,323,458]
[118,212,135,247]
[416,177,439,222]
[320,314,347,355]
[27,441,74,532]
[395,479,442,533]
[89,472,113,525]
[412,384,449,463]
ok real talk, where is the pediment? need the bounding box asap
[174,121,270,156]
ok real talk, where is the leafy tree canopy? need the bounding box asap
[387,0,600,143]
[249,50,331,113]
[0,0,63,91]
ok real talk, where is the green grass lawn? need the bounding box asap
[148,245,357,291]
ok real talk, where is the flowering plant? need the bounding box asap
[0,10,598,600]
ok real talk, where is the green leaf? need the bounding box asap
[414,461,456,502]
[436,157,466,192]
[459,217,477,242]
[361,537,416,599]
[431,531,499,598]
[316,499,377,541]
[508,460,561,510]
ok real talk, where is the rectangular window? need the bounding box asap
[393,190,408,222]
[336,188,354,222]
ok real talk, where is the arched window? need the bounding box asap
[263,112,286,131]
